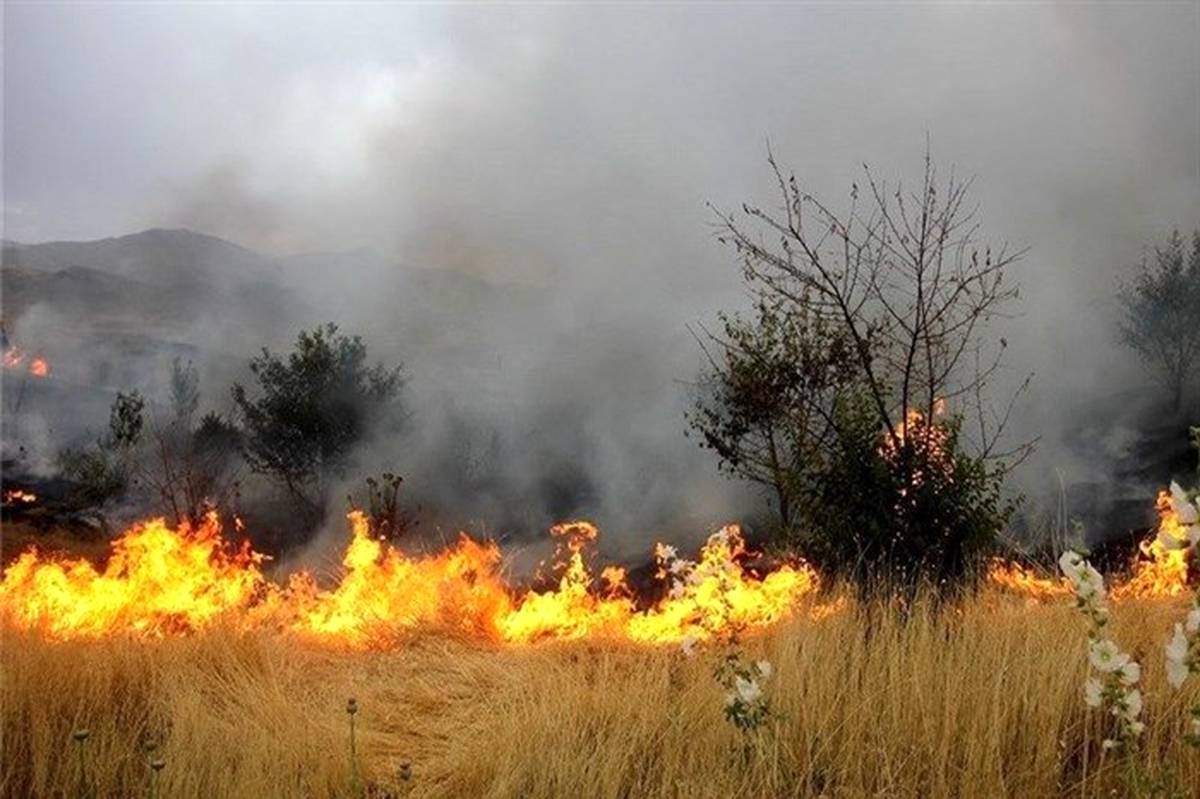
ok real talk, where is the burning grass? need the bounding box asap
[0,512,821,647]
[3,494,1199,796]
[3,595,1199,798]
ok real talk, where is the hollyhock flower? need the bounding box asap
[1089,640,1130,673]
[734,676,762,704]
[1119,661,1141,686]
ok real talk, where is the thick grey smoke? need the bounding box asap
[5,4,1199,553]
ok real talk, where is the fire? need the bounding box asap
[4,483,1191,645]
[879,403,952,489]
[276,513,511,647]
[1111,490,1192,600]
[2,489,38,505]
[0,345,49,377]
[988,487,1195,601]
[0,513,266,639]
[985,560,1071,600]
[0,511,820,648]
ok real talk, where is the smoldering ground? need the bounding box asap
[3,4,1198,559]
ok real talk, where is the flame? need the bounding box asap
[0,513,266,639]
[4,483,1190,644]
[1111,490,1191,600]
[879,403,953,490]
[2,489,38,505]
[1,346,49,377]
[985,560,1072,600]
[1,511,819,648]
[988,488,1194,601]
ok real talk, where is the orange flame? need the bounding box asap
[879,403,953,491]
[2,489,38,505]
[985,560,1072,600]
[988,488,1194,601]
[0,512,819,648]
[1111,490,1191,600]
[1,346,48,377]
[0,513,266,639]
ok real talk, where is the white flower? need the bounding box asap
[734,676,762,704]
[1188,525,1200,546]
[1170,482,1198,524]
[680,635,698,657]
[1167,657,1190,689]
[724,691,738,708]
[1166,624,1189,662]
[1128,720,1146,736]
[1120,689,1142,721]
[1083,678,1103,708]
[1074,575,1106,602]
[668,583,686,600]
[1072,564,1105,599]
[1058,550,1084,581]
[669,559,690,576]
[755,660,772,679]
[1118,661,1141,686]
[1088,640,1130,673]
[655,543,677,563]
[1187,608,1200,635]
[1101,739,1118,751]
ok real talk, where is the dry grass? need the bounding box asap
[3,593,1198,798]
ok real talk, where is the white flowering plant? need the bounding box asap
[717,656,773,732]
[1159,481,1200,747]
[659,532,774,735]
[1059,550,1146,750]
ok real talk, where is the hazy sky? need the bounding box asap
[4,2,1200,533]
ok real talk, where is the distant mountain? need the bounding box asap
[2,228,282,290]
[1,228,549,390]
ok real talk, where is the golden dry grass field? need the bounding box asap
[4,593,1199,799]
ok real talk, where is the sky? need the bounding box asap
[4,1,1200,543]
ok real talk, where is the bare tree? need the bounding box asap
[714,147,1031,467]
[1117,229,1200,413]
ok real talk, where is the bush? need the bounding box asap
[232,323,404,521]
[58,391,145,507]
[803,390,1013,596]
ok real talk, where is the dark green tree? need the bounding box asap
[232,324,404,517]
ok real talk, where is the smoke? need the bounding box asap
[4,4,1199,552]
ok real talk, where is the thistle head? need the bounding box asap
[72,729,90,743]
[150,758,166,772]
[346,698,358,716]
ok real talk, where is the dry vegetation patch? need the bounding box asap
[4,594,1198,798]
